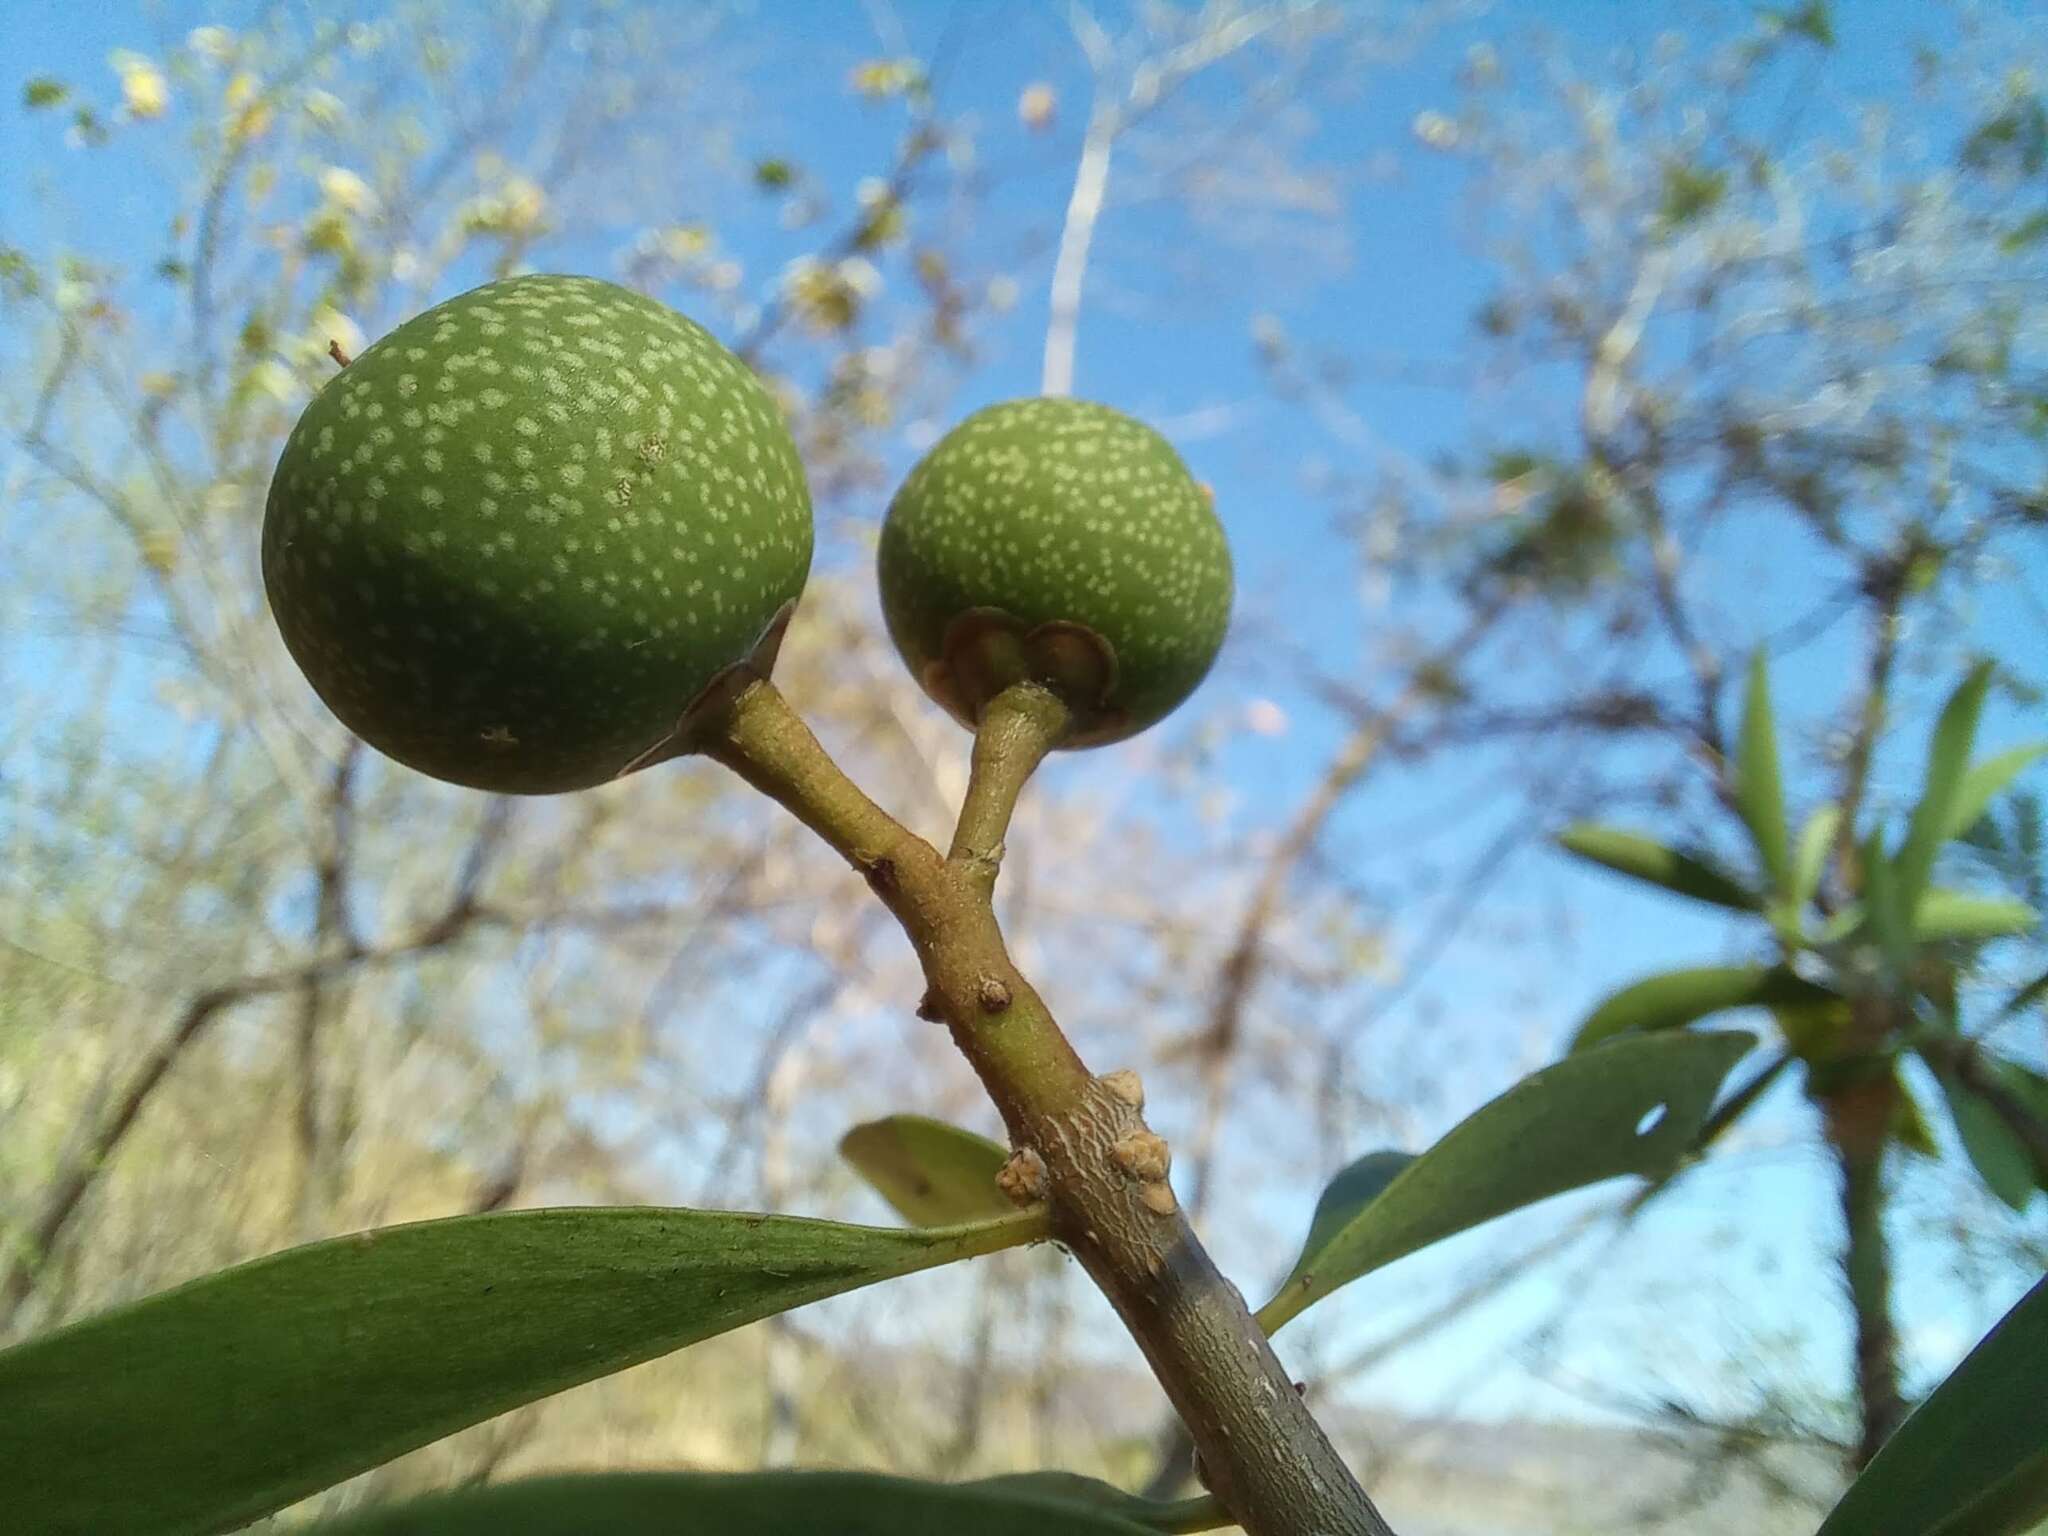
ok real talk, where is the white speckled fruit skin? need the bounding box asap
[878,397,1232,742]
[263,274,812,793]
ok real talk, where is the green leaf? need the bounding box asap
[1864,831,1910,976]
[1913,891,2040,943]
[1572,964,1832,1051]
[1,1206,1045,1536]
[1556,823,1759,911]
[1273,1150,1418,1281]
[23,77,69,110]
[1818,901,1866,945]
[1894,1073,1942,1158]
[1997,966,2048,1021]
[1765,1,1836,47]
[1771,991,1855,1062]
[2001,210,2048,254]
[1934,1072,2038,1210]
[1792,803,1843,909]
[967,1473,1224,1534]
[311,1471,1161,1535]
[1258,1030,1754,1333]
[1817,1273,2048,1536]
[1995,1057,2048,1128]
[1898,662,1995,915]
[1735,653,1792,893]
[1657,161,1729,228]
[839,1114,1015,1226]
[1945,743,2048,839]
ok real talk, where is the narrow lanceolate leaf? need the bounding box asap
[1257,1030,1754,1334]
[1556,823,1759,911]
[1735,652,1792,893]
[1893,1073,1942,1159]
[1864,831,1910,977]
[839,1115,1016,1226]
[1996,1057,2048,1133]
[1,1206,1045,1536]
[1997,966,2048,1021]
[1943,742,2048,840]
[1792,803,1843,909]
[1897,661,1995,916]
[1817,1273,2048,1536]
[969,1473,1226,1534]
[1571,964,1831,1051]
[311,1471,1160,1535]
[1771,992,1855,1062]
[1933,1072,2038,1210]
[1912,891,2040,944]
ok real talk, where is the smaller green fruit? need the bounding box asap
[878,398,1233,746]
[262,274,813,794]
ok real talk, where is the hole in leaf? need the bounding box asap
[1634,1103,1668,1137]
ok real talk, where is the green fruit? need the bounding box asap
[877,398,1232,746]
[262,274,812,793]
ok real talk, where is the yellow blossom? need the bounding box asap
[308,305,365,362]
[319,167,376,215]
[112,52,169,119]
[224,72,271,144]
[1017,83,1056,131]
[305,90,345,128]
[186,26,235,65]
[500,176,545,229]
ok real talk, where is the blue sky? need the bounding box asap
[4,0,2044,1438]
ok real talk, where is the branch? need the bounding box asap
[1042,101,1117,397]
[0,882,509,1322]
[292,740,363,1231]
[1180,602,1503,1218]
[702,678,1392,1536]
[946,682,1071,894]
[1041,3,1294,397]
[1918,1034,2048,1174]
[1832,555,1910,889]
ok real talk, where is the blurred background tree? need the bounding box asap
[2,3,2043,1532]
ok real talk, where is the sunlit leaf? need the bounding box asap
[312,1471,1160,1535]
[1764,1,1836,48]
[1997,968,2048,1024]
[1995,1056,2048,1129]
[2002,211,2048,254]
[968,1473,1222,1534]
[1267,1150,1416,1298]
[1893,1073,1941,1158]
[1572,964,1829,1051]
[1735,653,1792,893]
[1791,803,1842,909]
[840,1115,1016,1226]
[1258,1031,1754,1333]
[1897,662,1994,915]
[1658,160,1729,228]
[1556,823,1758,911]
[1933,1072,2037,1210]
[1817,1273,2048,1536]
[1912,891,2039,943]
[1,1206,1043,1536]
[1943,742,2048,840]
[1864,832,1910,976]
[1771,991,1854,1061]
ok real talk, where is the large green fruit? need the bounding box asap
[263,274,812,793]
[877,398,1232,746]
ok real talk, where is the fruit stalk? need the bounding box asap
[705,679,1393,1536]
